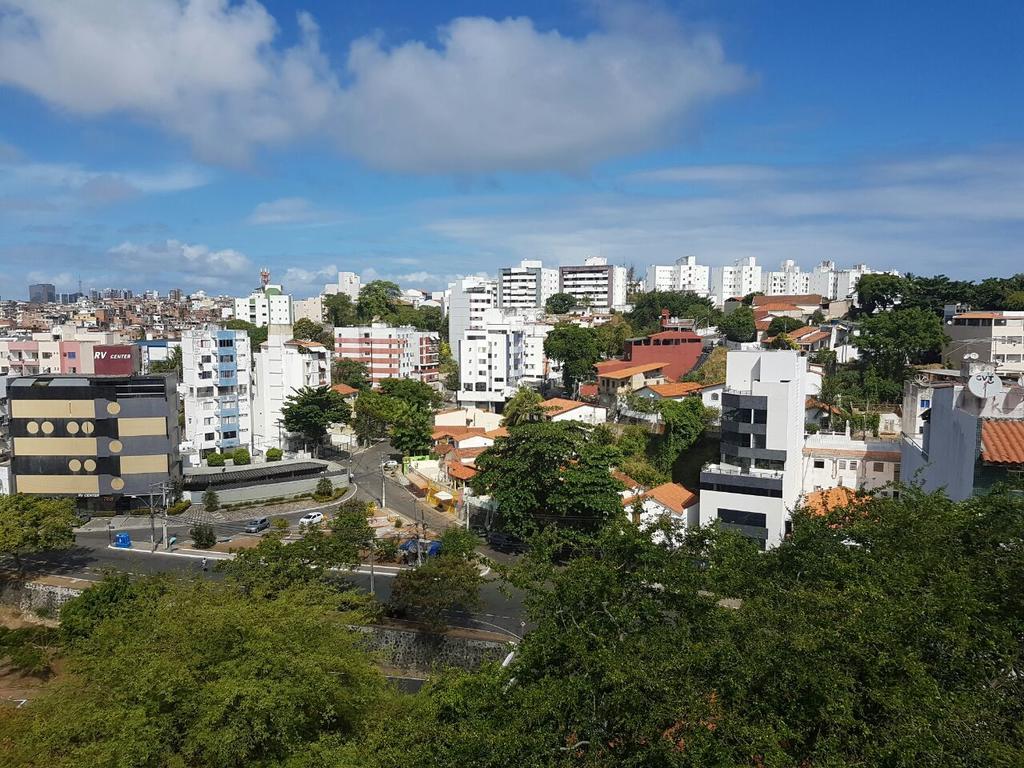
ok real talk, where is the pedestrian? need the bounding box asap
[201,557,208,573]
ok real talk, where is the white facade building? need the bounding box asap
[801,432,901,495]
[559,257,628,312]
[292,296,325,324]
[498,260,560,309]
[644,255,710,295]
[710,257,762,307]
[761,260,811,296]
[448,277,498,358]
[945,310,1024,375]
[324,271,361,301]
[457,309,555,409]
[181,326,252,456]
[234,285,293,327]
[699,350,807,549]
[333,324,440,387]
[252,326,331,453]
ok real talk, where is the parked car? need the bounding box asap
[298,511,324,527]
[486,531,528,554]
[382,459,399,473]
[243,517,269,534]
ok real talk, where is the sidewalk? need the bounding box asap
[77,514,182,533]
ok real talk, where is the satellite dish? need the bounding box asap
[914,373,931,387]
[967,371,1004,399]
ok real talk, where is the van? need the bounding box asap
[244,517,269,534]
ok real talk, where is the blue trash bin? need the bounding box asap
[114,532,132,548]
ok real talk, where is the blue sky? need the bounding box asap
[0,0,1022,300]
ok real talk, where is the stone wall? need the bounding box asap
[349,623,512,673]
[0,575,87,617]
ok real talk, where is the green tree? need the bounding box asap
[333,358,370,389]
[390,402,432,456]
[148,344,182,374]
[323,292,358,327]
[854,306,947,382]
[265,447,283,461]
[2,578,385,767]
[809,308,826,324]
[766,315,805,336]
[548,443,625,532]
[292,317,334,348]
[856,272,909,314]
[595,314,634,357]
[655,397,712,471]
[314,476,334,500]
[206,451,225,466]
[231,447,250,465]
[437,340,460,391]
[767,332,798,349]
[201,488,219,512]
[224,318,267,349]
[0,495,77,571]
[683,344,728,385]
[329,499,375,566]
[438,526,481,561]
[352,390,395,445]
[190,522,216,548]
[543,323,602,391]
[627,290,720,334]
[720,303,757,342]
[544,292,577,314]
[501,386,549,427]
[356,280,401,321]
[379,378,444,412]
[388,555,483,631]
[282,385,352,451]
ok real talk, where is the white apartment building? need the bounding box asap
[324,271,361,301]
[945,310,1024,374]
[761,260,811,296]
[448,277,498,358]
[293,296,324,323]
[801,432,901,495]
[498,260,559,309]
[699,350,807,549]
[252,326,331,453]
[234,285,293,327]
[644,255,711,295]
[807,261,889,301]
[333,324,440,387]
[181,326,252,457]
[457,309,556,409]
[710,257,762,307]
[559,256,628,312]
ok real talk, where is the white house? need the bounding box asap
[801,432,901,496]
[540,397,608,425]
[625,482,700,538]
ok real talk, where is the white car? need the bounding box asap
[298,511,324,527]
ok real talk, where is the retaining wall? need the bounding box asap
[349,623,511,673]
[0,575,88,616]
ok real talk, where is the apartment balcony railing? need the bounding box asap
[702,462,785,481]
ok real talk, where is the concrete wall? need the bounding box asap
[0,576,86,616]
[349,623,511,673]
[186,473,348,505]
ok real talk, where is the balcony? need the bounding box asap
[703,463,784,481]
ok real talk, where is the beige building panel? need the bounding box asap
[14,437,98,456]
[16,475,99,494]
[11,400,96,419]
[119,454,169,474]
[117,417,167,437]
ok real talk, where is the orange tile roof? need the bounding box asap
[954,311,1008,319]
[806,397,842,415]
[594,359,633,374]
[980,419,1024,465]
[540,397,588,416]
[331,383,358,396]
[598,361,668,380]
[611,469,640,489]
[801,486,866,516]
[446,461,478,481]
[623,482,697,514]
[431,426,487,440]
[578,382,599,399]
[287,339,326,349]
[757,302,801,313]
[646,381,703,398]
[753,294,823,307]
[485,427,509,438]
[796,330,831,345]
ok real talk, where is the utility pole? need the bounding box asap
[368,544,375,597]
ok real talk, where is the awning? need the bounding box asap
[434,491,454,502]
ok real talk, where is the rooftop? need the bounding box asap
[752,293,824,307]
[980,419,1024,465]
[540,397,590,416]
[598,361,667,380]
[646,381,703,398]
[624,482,698,514]
[801,486,867,516]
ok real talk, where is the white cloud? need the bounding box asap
[0,1,746,172]
[110,239,252,280]
[627,164,784,184]
[278,263,339,296]
[247,197,342,225]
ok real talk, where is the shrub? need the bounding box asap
[166,500,192,516]
[206,452,225,467]
[393,518,404,529]
[265,447,283,462]
[190,523,216,549]
[374,537,400,563]
[202,489,219,512]
[313,477,333,500]
[805,423,820,435]
[232,447,251,466]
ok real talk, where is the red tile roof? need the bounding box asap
[540,397,588,417]
[757,302,801,313]
[331,383,358,396]
[753,294,824,307]
[598,361,668,380]
[485,427,509,438]
[801,486,864,516]
[980,419,1024,465]
[594,360,633,374]
[646,382,703,398]
[446,461,478,481]
[623,482,698,514]
[578,383,599,399]
[431,426,487,441]
[611,469,640,489]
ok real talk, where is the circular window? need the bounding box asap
[67,421,80,434]
[110,478,125,491]
[109,440,123,453]
[82,422,95,434]
[41,421,54,434]
[106,402,121,415]
[68,459,82,472]
[26,421,39,434]
[83,459,97,472]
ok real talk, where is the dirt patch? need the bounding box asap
[0,604,58,631]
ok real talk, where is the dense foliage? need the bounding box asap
[545,292,577,314]
[281,384,353,449]
[627,290,720,335]
[720,304,757,342]
[858,271,1024,315]
[0,495,77,569]
[544,323,603,392]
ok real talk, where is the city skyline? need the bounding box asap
[1,0,1022,299]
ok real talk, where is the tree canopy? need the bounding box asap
[333,358,371,390]
[281,385,352,449]
[223,318,267,349]
[0,495,77,569]
[543,323,602,392]
[292,317,334,348]
[148,344,181,375]
[389,401,432,456]
[500,387,549,427]
[854,306,947,382]
[720,304,757,342]
[627,290,720,335]
[766,315,805,336]
[544,292,577,314]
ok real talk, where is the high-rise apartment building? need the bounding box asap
[28,283,56,304]
[498,260,559,309]
[323,271,361,301]
[234,285,293,327]
[945,310,1024,375]
[7,373,180,509]
[181,326,252,456]
[644,256,710,295]
[448,277,498,358]
[710,257,762,306]
[333,324,440,387]
[253,326,332,452]
[698,350,807,549]
[559,257,628,312]
[761,260,811,295]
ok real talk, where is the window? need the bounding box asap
[813,459,825,469]
[67,351,76,359]
[204,432,215,441]
[919,398,931,409]
[848,460,858,470]
[710,392,720,401]
[873,461,885,472]
[838,460,847,470]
